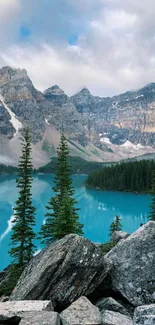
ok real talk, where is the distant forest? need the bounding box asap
[38,156,107,174]
[0,157,109,175]
[86,160,155,193]
[0,164,18,175]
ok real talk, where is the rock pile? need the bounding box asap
[0,222,155,324]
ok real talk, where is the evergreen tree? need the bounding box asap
[9,128,36,266]
[86,159,155,193]
[39,134,83,244]
[148,169,155,221]
[109,215,122,237]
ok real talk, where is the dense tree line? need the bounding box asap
[0,165,18,175]
[86,160,155,193]
[39,156,107,174]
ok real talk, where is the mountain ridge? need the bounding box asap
[0,66,155,167]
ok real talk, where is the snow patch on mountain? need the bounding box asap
[121,140,139,150]
[137,143,145,149]
[45,118,50,126]
[0,95,22,137]
[135,95,144,99]
[121,140,148,150]
[100,137,112,144]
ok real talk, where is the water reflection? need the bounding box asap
[0,174,152,270]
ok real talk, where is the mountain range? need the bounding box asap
[1,66,155,167]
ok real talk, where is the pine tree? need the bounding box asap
[109,215,122,237]
[148,169,155,221]
[39,134,83,245]
[9,128,36,266]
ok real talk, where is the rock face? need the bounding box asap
[96,297,129,316]
[102,310,133,325]
[106,221,155,306]
[72,83,155,147]
[0,66,46,143]
[10,234,112,310]
[0,300,53,314]
[19,311,60,325]
[60,296,102,325]
[0,311,60,325]
[110,231,130,243]
[133,304,155,325]
[44,85,87,146]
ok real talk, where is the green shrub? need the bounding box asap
[0,265,24,297]
[100,241,116,255]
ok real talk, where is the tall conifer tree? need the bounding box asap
[9,128,36,266]
[39,134,83,244]
[109,215,122,237]
[148,170,155,221]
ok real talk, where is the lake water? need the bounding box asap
[0,174,152,271]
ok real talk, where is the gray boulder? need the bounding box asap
[102,310,133,325]
[106,221,155,306]
[111,231,130,243]
[60,296,102,325]
[133,304,155,325]
[0,311,59,325]
[96,297,128,315]
[19,311,60,325]
[0,300,53,315]
[10,234,112,310]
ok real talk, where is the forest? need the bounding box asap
[86,160,155,193]
[38,156,108,174]
[0,164,18,175]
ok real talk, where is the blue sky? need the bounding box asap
[0,0,155,96]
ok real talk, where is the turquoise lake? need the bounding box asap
[0,174,152,271]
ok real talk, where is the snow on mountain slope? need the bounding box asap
[121,140,138,150]
[100,137,112,145]
[0,95,22,137]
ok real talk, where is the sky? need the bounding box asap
[0,0,155,96]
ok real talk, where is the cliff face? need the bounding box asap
[44,85,88,146]
[1,65,155,166]
[71,83,155,146]
[0,66,46,143]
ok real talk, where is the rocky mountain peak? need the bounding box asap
[0,66,28,86]
[44,85,65,96]
[44,85,68,105]
[140,82,155,94]
[78,87,91,96]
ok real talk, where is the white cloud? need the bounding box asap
[0,0,21,46]
[0,212,15,242]
[0,0,155,96]
[0,0,20,18]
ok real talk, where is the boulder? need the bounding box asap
[133,304,155,325]
[0,311,59,325]
[0,300,53,315]
[102,310,133,325]
[111,231,130,243]
[19,311,60,325]
[96,297,128,315]
[10,234,112,310]
[106,221,155,306]
[60,296,102,325]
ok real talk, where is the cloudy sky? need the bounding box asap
[0,0,155,96]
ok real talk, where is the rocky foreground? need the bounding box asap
[0,221,155,324]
